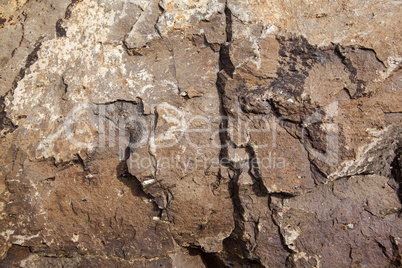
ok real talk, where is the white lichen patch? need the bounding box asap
[158,0,225,33]
[7,0,177,162]
[293,252,321,268]
[282,225,300,251]
[72,233,79,243]
[12,233,40,245]
[142,178,156,186]
[0,230,14,242]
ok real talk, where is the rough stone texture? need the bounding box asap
[0,0,401,267]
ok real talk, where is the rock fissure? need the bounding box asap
[1,0,401,266]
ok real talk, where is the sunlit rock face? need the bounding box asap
[0,0,401,267]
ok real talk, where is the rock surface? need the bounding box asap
[0,0,401,267]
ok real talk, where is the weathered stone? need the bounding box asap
[0,0,401,267]
[273,175,402,267]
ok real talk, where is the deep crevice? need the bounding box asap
[94,98,140,106]
[116,159,154,200]
[218,6,235,77]
[199,246,264,268]
[245,142,269,196]
[390,146,402,204]
[200,251,228,268]
[216,0,234,186]
[0,95,17,137]
[212,4,268,267]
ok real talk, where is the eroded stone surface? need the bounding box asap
[273,175,402,267]
[0,0,401,267]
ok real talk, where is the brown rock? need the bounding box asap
[1,0,401,267]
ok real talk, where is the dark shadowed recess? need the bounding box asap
[391,146,402,204]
